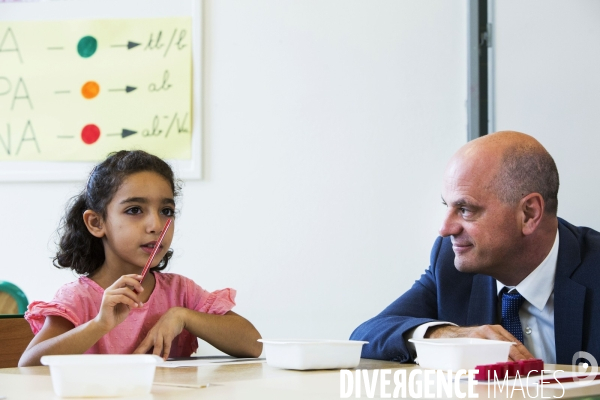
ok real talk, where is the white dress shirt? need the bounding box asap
[497,230,558,363]
[408,230,559,363]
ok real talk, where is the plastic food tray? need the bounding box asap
[258,339,368,370]
[408,338,513,370]
[41,354,162,397]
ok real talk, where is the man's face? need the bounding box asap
[439,155,522,276]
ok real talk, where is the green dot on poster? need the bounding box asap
[77,36,97,58]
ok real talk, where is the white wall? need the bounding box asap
[1,0,467,354]
[494,0,600,230]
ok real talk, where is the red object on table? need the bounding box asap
[474,359,544,381]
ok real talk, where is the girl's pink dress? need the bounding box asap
[25,273,236,357]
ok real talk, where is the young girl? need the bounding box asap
[20,150,262,366]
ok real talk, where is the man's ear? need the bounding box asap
[83,210,106,238]
[520,193,544,236]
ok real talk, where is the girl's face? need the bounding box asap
[100,171,175,273]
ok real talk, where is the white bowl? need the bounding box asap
[408,338,513,370]
[258,339,368,370]
[41,354,162,397]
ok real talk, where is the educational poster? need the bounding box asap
[0,17,192,161]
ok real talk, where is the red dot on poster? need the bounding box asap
[81,124,100,144]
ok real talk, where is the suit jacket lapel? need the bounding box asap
[554,221,586,364]
[467,274,497,325]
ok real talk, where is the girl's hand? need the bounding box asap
[94,274,144,331]
[133,307,186,359]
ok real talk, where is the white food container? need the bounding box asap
[408,338,513,370]
[258,339,368,370]
[41,354,162,397]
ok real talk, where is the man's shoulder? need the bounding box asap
[558,217,600,248]
[558,217,600,277]
[558,217,600,233]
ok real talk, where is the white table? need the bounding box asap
[0,359,598,399]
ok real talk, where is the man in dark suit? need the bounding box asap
[350,131,600,365]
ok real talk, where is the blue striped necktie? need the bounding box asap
[500,289,526,343]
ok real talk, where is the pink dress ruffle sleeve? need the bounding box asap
[25,273,236,357]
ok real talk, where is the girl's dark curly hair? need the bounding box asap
[53,150,181,276]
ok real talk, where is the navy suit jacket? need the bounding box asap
[350,218,600,365]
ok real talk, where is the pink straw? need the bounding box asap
[139,218,172,282]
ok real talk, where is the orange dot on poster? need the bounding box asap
[81,81,100,99]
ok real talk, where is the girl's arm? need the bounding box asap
[19,274,145,366]
[18,315,111,366]
[134,309,262,359]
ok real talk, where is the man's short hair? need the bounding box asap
[492,144,560,215]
